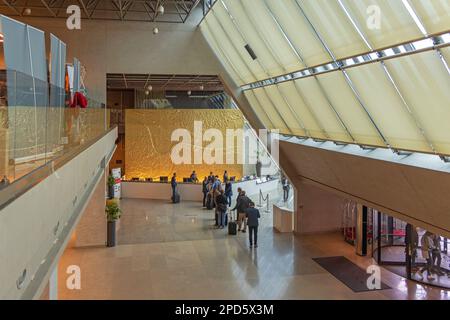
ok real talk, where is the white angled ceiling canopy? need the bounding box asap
[200,0,450,157]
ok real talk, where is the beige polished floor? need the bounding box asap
[58,199,450,300]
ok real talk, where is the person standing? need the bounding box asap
[282,176,290,202]
[231,190,250,232]
[223,170,229,183]
[431,234,444,276]
[233,187,243,220]
[202,176,209,207]
[215,190,228,229]
[171,173,177,201]
[245,202,261,248]
[190,171,198,183]
[224,181,233,207]
[417,231,435,281]
[405,224,419,266]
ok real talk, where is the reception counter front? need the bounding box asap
[121,177,280,204]
[121,181,202,201]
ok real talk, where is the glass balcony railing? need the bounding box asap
[0,69,110,186]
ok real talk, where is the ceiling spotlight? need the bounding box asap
[157,4,164,15]
[23,8,32,15]
[199,85,204,91]
[187,90,191,96]
[153,27,159,35]
[147,85,153,91]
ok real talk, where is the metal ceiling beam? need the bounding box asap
[182,0,200,22]
[2,0,21,15]
[142,1,154,20]
[152,0,160,21]
[40,0,57,17]
[173,0,184,22]
[122,0,134,19]
[78,0,90,19]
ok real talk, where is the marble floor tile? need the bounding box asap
[57,198,449,300]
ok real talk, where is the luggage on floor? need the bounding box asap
[228,220,237,235]
[172,192,180,203]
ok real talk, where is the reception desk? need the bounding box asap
[121,181,202,201]
[273,204,293,233]
[121,177,279,204]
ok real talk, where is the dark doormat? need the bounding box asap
[313,256,391,292]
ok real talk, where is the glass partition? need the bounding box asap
[0,69,109,185]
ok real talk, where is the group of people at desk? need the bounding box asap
[170,170,261,248]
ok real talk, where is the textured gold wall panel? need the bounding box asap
[125,109,244,180]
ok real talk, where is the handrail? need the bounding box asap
[0,125,117,211]
[258,189,270,213]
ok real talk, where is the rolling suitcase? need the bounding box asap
[228,212,237,235]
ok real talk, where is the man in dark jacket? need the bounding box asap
[215,190,228,229]
[171,173,177,201]
[231,190,250,232]
[245,202,260,248]
[224,181,233,207]
[202,176,209,207]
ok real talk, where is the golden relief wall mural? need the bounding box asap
[125,109,244,181]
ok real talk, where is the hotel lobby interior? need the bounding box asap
[0,0,449,303]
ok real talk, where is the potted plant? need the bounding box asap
[105,199,121,247]
[107,175,115,199]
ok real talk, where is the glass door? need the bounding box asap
[342,200,357,245]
